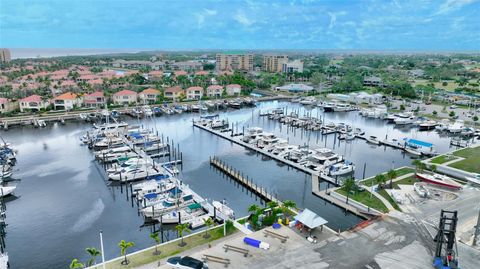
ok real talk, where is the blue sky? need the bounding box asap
[1,0,479,50]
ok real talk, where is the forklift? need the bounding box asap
[433,210,460,269]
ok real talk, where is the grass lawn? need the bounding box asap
[378,189,402,212]
[336,188,389,213]
[392,175,420,189]
[430,155,459,164]
[449,147,480,173]
[103,225,236,269]
[361,167,415,187]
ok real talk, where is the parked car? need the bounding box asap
[450,105,458,109]
[167,256,209,269]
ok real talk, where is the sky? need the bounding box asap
[1,0,479,51]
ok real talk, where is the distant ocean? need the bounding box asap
[9,48,145,59]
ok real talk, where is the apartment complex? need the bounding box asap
[0,49,11,63]
[216,53,253,72]
[263,55,288,72]
[282,60,304,73]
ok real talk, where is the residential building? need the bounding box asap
[363,76,383,87]
[164,86,184,100]
[0,49,11,63]
[53,92,82,110]
[19,95,49,112]
[216,53,254,72]
[206,85,223,98]
[113,90,138,105]
[263,55,288,72]
[139,88,161,104]
[186,86,203,100]
[112,60,165,70]
[226,84,241,96]
[0,98,18,113]
[171,61,203,72]
[275,83,313,93]
[83,91,105,108]
[282,60,304,73]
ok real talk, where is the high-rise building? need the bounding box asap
[282,60,304,73]
[0,49,11,63]
[216,52,254,72]
[263,54,288,72]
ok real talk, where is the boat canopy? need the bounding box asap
[188,203,202,210]
[200,114,219,119]
[294,208,328,229]
[129,132,144,139]
[168,187,183,195]
[144,193,157,200]
[403,138,433,148]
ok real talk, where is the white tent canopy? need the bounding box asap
[294,208,328,229]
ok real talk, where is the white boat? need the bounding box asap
[404,146,422,156]
[394,113,416,125]
[366,136,380,145]
[143,105,153,117]
[94,137,124,148]
[419,120,437,131]
[256,133,279,149]
[304,148,343,171]
[299,97,316,105]
[333,103,352,112]
[95,146,131,158]
[0,169,12,179]
[460,127,475,137]
[140,142,169,153]
[242,127,263,143]
[270,142,296,156]
[327,161,355,176]
[107,158,150,173]
[212,200,235,220]
[416,172,463,190]
[0,185,16,197]
[158,202,207,224]
[210,119,228,129]
[0,252,8,269]
[353,128,365,136]
[100,151,137,163]
[109,165,162,182]
[322,102,336,112]
[414,183,430,198]
[284,147,313,163]
[435,119,450,131]
[142,191,195,218]
[448,120,464,133]
[381,138,402,148]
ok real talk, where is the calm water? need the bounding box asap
[1,101,461,269]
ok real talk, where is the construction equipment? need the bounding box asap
[433,210,460,269]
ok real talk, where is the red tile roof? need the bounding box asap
[141,88,160,94]
[174,70,188,76]
[54,92,78,100]
[114,89,137,96]
[85,91,104,98]
[207,85,223,90]
[165,86,184,93]
[186,86,203,92]
[227,84,241,88]
[0,98,8,104]
[20,95,43,103]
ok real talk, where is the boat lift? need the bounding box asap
[433,210,460,269]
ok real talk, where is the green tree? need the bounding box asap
[281,200,297,216]
[449,111,455,118]
[387,169,397,189]
[374,174,386,189]
[473,115,478,127]
[85,247,101,267]
[442,81,448,86]
[412,159,426,173]
[399,104,405,111]
[266,201,278,209]
[343,178,356,204]
[432,110,437,116]
[430,164,437,173]
[175,223,191,247]
[149,232,161,255]
[247,204,262,214]
[203,217,214,238]
[69,259,84,269]
[118,240,135,265]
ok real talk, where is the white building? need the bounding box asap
[282,60,304,73]
[19,95,49,112]
[275,83,313,93]
[226,84,241,96]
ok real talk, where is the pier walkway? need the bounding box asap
[195,122,339,186]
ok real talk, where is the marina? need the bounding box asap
[0,100,478,269]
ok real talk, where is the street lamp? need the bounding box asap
[100,230,106,269]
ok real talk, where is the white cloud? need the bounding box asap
[436,0,478,14]
[194,8,217,28]
[234,10,254,26]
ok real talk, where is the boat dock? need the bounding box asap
[210,156,281,204]
[193,122,340,186]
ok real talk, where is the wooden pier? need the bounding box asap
[194,122,340,186]
[210,156,281,204]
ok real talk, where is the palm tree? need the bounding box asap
[247,204,262,214]
[266,201,278,209]
[149,232,161,255]
[374,174,386,189]
[69,259,84,269]
[343,178,356,204]
[412,159,422,173]
[203,217,214,238]
[430,164,437,173]
[85,247,101,267]
[175,223,191,247]
[281,200,297,216]
[387,169,397,189]
[118,240,135,265]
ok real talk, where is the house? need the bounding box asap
[186,86,203,100]
[53,92,82,110]
[139,88,161,104]
[363,76,383,87]
[164,86,184,100]
[113,89,138,105]
[0,98,19,114]
[206,85,223,98]
[19,95,49,112]
[83,91,106,108]
[226,84,241,96]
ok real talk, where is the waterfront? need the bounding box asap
[0,101,465,269]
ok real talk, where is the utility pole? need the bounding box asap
[473,206,480,246]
